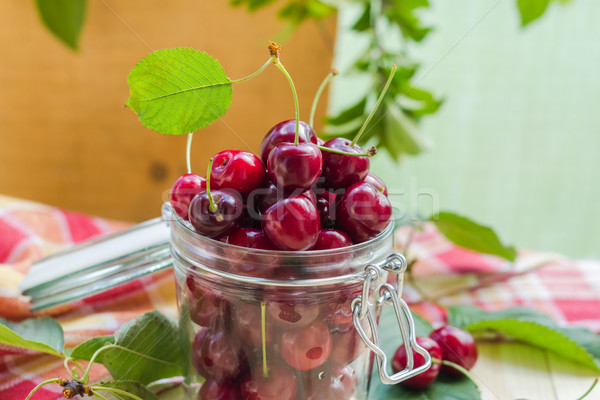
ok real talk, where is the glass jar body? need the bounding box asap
[171,213,394,400]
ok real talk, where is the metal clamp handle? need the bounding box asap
[352,253,432,385]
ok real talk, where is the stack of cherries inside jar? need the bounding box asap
[169,120,393,400]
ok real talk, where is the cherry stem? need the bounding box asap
[206,158,217,213]
[261,301,269,378]
[431,358,477,386]
[577,378,598,400]
[24,378,59,400]
[309,69,338,128]
[63,357,85,379]
[350,64,397,147]
[317,144,377,157]
[92,386,144,400]
[186,132,193,174]
[274,60,300,145]
[229,57,276,84]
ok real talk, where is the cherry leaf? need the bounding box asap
[35,0,86,50]
[126,48,232,135]
[67,335,114,360]
[94,381,159,400]
[0,317,64,356]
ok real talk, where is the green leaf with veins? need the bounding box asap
[430,212,517,261]
[67,335,115,360]
[35,0,86,50]
[0,317,64,356]
[94,380,159,400]
[448,305,600,372]
[99,311,182,384]
[126,48,232,135]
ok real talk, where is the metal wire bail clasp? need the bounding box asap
[351,253,432,385]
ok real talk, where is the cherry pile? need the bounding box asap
[392,325,479,389]
[169,119,393,400]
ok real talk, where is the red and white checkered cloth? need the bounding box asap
[0,195,598,399]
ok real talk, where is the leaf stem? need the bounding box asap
[317,144,377,157]
[206,158,217,213]
[309,69,338,128]
[91,391,109,400]
[577,378,598,400]
[186,133,193,174]
[274,60,300,145]
[261,301,269,378]
[63,357,85,379]
[230,57,275,84]
[24,378,59,400]
[350,64,397,147]
[432,358,478,387]
[92,386,144,400]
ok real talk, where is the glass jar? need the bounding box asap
[165,203,430,400]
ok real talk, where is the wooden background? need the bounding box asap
[0,1,335,222]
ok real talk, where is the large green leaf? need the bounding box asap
[94,380,159,400]
[0,317,64,356]
[67,335,115,360]
[126,48,233,135]
[100,311,182,384]
[35,0,86,50]
[448,305,600,372]
[430,212,517,261]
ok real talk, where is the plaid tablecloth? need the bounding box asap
[0,195,598,399]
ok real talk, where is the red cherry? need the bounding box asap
[267,300,320,329]
[324,287,360,329]
[329,328,364,365]
[169,173,206,220]
[315,189,337,228]
[211,149,266,196]
[188,190,243,238]
[321,138,369,189]
[335,182,391,243]
[364,172,388,196]
[241,361,298,400]
[311,229,352,250]
[197,330,248,383]
[199,379,241,400]
[234,302,274,348]
[221,228,279,276]
[186,281,230,328]
[259,120,318,165]
[280,322,332,371]
[267,142,323,192]
[262,195,321,251]
[392,336,442,389]
[430,325,478,376]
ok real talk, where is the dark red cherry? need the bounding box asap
[199,379,241,400]
[197,330,248,383]
[280,322,332,371]
[259,120,318,165]
[321,138,369,189]
[188,190,243,238]
[254,179,316,216]
[267,142,322,192]
[364,172,388,196]
[311,229,352,250]
[430,325,478,376]
[336,182,391,243]
[241,361,298,400]
[392,336,442,389]
[262,195,320,251]
[234,302,274,348]
[186,280,231,327]
[222,228,279,276]
[315,190,337,228]
[169,173,206,220]
[192,329,211,378]
[211,150,266,196]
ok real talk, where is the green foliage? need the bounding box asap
[369,307,481,399]
[430,212,517,261]
[99,311,182,384]
[67,335,115,360]
[0,316,64,356]
[35,0,86,50]
[94,381,159,400]
[448,305,600,372]
[126,48,233,135]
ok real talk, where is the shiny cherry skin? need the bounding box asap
[188,190,243,238]
[430,325,478,376]
[315,190,337,228]
[222,228,279,276]
[199,379,241,400]
[322,138,369,189]
[196,330,248,383]
[280,321,332,371]
[311,229,352,250]
[186,275,230,327]
[241,361,298,400]
[259,120,318,165]
[392,336,442,389]
[169,173,206,220]
[255,179,316,215]
[224,228,277,250]
[364,172,388,196]
[267,142,322,192]
[262,195,321,251]
[211,150,266,196]
[336,182,392,243]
